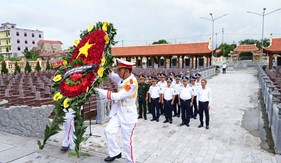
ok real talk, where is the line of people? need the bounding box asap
[137,72,212,129]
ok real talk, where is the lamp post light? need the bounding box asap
[200,13,228,64]
[247,8,281,65]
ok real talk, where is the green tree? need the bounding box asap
[8,56,22,61]
[152,39,169,44]
[25,61,32,73]
[1,61,8,74]
[46,59,51,70]
[23,49,39,61]
[0,54,4,61]
[14,62,21,74]
[218,43,237,57]
[35,61,41,72]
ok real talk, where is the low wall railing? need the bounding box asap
[258,66,281,154]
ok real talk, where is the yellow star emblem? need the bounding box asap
[76,40,94,59]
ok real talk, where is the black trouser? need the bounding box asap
[191,96,197,117]
[173,95,180,116]
[147,101,151,113]
[199,101,209,126]
[138,98,147,118]
[159,102,164,114]
[151,98,160,120]
[180,99,191,124]
[223,68,226,74]
[164,99,173,121]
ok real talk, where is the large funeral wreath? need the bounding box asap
[37,22,117,157]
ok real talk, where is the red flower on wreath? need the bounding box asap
[59,30,106,97]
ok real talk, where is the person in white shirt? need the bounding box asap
[173,75,182,117]
[157,73,167,115]
[161,77,176,124]
[222,63,227,74]
[197,79,212,129]
[168,72,176,86]
[195,73,201,86]
[148,77,162,122]
[178,76,194,127]
[190,76,199,119]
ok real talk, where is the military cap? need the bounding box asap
[190,76,196,80]
[166,77,173,83]
[182,76,189,81]
[175,75,181,80]
[152,76,158,81]
[160,73,166,77]
[195,73,201,77]
[139,74,145,79]
[169,72,175,76]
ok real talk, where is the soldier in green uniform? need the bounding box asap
[138,74,149,120]
[147,75,153,114]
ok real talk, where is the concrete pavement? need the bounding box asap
[0,68,280,163]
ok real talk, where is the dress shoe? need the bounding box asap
[180,122,185,126]
[206,126,209,129]
[169,120,173,124]
[144,117,147,120]
[186,124,190,127]
[198,124,203,128]
[163,120,169,123]
[151,119,155,121]
[104,153,122,162]
[156,119,159,122]
[60,146,69,152]
[193,116,197,119]
[173,114,177,117]
[177,114,180,117]
[138,116,142,119]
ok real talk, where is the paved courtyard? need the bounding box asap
[0,68,280,163]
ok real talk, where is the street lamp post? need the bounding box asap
[247,8,281,65]
[200,13,228,65]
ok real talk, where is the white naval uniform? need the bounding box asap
[195,80,201,89]
[62,108,75,149]
[174,82,183,96]
[157,80,167,90]
[96,72,138,163]
[179,85,194,100]
[191,83,199,97]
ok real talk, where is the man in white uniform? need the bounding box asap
[95,59,138,163]
[60,108,75,152]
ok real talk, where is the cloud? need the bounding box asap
[0,0,281,48]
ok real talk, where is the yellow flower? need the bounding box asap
[53,92,63,101]
[102,22,109,31]
[63,98,70,108]
[87,25,94,32]
[97,67,104,77]
[63,60,68,66]
[86,87,89,93]
[53,75,62,82]
[104,35,109,44]
[74,40,80,47]
[101,57,106,66]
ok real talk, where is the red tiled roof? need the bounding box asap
[39,53,56,57]
[112,42,212,57]
[38,40,63,45]
[264,38,281,54]
[234,44,259,52]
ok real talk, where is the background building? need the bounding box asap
[0,22,44,56]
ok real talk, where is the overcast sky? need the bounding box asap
[1,0,281,48]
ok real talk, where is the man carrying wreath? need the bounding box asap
[95,58,138,163]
